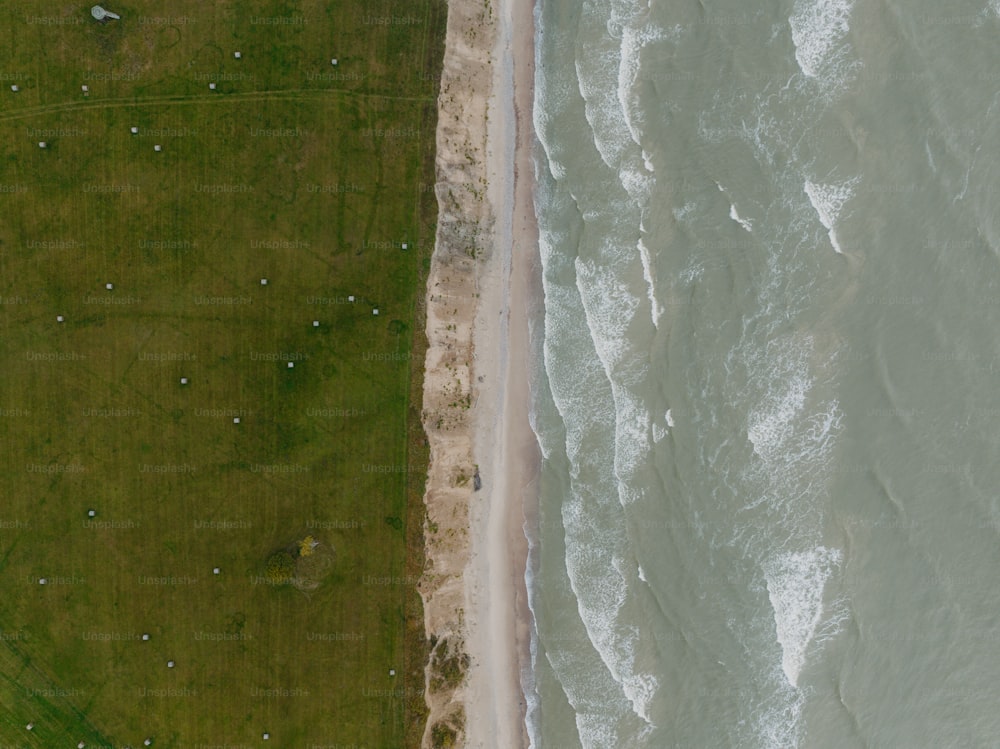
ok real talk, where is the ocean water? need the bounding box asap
[525,0,1000,746]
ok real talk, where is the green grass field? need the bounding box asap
[0,2,444,746]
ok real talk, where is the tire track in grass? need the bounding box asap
[0,88,435,125]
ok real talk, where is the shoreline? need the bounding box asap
[419,0,539,741]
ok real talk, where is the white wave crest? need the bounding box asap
[730,203,753,232]
[575,256,641,372]
[754,679,808,749]
[575,35,630,169]
[637,236,663,328]
[789,0,856,85]
[540,251,660,732]
[623,670,659,724]
[764,546,843,687]
[804,177,858,253]
[741,333,843,548]
[618,21,667,150]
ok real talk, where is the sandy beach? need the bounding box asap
[419,0,539,741]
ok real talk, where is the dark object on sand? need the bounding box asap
[473,469,482,491]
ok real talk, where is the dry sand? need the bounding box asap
[419,0,539,741]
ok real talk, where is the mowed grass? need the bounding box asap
[0,1,444,747]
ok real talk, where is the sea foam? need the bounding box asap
[788,0,856,88]
[744,334,843,536]
[730,203,754,232]
[637,236,663,328]
[764,546,843,687]
[804,177,858,253]
[540,232,661,733]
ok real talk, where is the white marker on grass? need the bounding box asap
[57,315,65,322]
[167,660,175,668]
[234,51,242,59]
[180,377,188,385]
[313,320,319,327]
[260,278,268,286]
[106,283,113,290]
[287,362,294,369]
[154,144,162,152]
[91,6,121,21]
[233,417,240,424]
[38,142,46,149]
[131,126,139,134]
[87,509,96,518]
[209,83,216,90]
[10,85,18,92]
[142,633,150,641]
